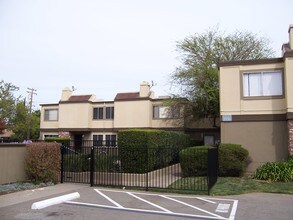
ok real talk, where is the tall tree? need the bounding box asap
[170,28,274,126]
[0,80,19,133]
[11,101,29,139]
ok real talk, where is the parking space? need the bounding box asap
[32,188,238,220]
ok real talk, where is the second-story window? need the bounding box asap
[153,106,180,119]
[243,70,283,97]
[106,107,114,119]
[44,109,58,121]
[93,107,114,120]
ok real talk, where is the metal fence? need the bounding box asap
[61,142,218,195]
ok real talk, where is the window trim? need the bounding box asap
[44,109,58,121]
[240,69,284,100]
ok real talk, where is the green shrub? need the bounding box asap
[254,160,293,182]
[25,142,61,183]
[179,146,215,177]
[63,153,118,172]
[218,143,249,177]
[118,129,190,173]
[45,137,70,147]
[63,153,90,172]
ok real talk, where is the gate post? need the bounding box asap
[207,147,219,195]
[60,145,64,184]
[90,147,95,187]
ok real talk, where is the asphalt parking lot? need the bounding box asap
[0,183,292,220]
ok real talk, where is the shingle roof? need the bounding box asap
[67,95,92,102]
[114,92,140,100]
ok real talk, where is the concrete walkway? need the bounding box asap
[64,163,183,188]
[0,183,87,208]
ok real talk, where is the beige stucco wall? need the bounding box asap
[285,57,293,112]
[0,144,27,184]
[58,103,92,128]
[219,62,286,115]
[221,121,288,173]
[114,100,152,128]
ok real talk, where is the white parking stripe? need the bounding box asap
[94,189,123,208]
[65,200,227,220]
[161,195,226,220]
[229,200,238,220]
[127,192,172,213]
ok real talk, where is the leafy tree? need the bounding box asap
[0,80,19,133]
[0,80,40,139]
[11,101,29,139]
[170,28,274,126]
[30,110,40,139]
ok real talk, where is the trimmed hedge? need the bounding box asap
[118,129,190,173]
[179,146,215,177]
[218,143,249,177]
[25,142,61,183]
[45,137,70,146]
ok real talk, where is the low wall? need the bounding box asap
[0,144,27,184]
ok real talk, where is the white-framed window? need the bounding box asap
[44,109,58,121]
[93,134,117,147]
[93,107,114,120]
[243,70,283,97]
[153,106,180,119]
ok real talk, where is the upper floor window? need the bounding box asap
[153,105,180,119]
[44,109,58,121]
[243,70,283,98]
[93,107,114,120]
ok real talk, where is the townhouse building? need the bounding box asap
[218,24,293,172]
[40,82,220,146]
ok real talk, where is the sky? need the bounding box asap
[0,0,292,109]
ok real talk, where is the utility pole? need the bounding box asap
[26,88,37,139]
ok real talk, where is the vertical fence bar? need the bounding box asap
[146,147,149,191]
[90,146,95,187]
[60,145,64,183]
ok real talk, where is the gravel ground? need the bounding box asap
[0,182,55,195]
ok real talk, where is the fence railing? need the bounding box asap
[61,143,218,194]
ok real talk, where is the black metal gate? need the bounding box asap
[61,142,218,195]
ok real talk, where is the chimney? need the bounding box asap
[61,87,72,101]
[139,81,150,97]
[289,24,293,50]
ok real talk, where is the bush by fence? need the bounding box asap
[25,142,61,183]
[118,129,190,173]
[218,143,249,177]
[179,146,215,177]
[45,137,70,146]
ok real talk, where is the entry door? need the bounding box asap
[74,134,83,148]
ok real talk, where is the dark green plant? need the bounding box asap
[254,160,293,182]
[45,137,70,146]
[118,129,190,173]
[179,146,215,177]
[218,143,249,177]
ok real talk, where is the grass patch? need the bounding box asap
[210,177,293,196]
